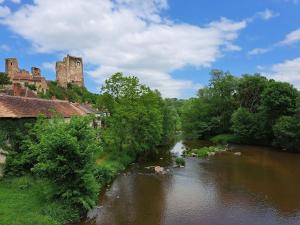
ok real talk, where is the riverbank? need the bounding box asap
[0,151,135,225]
[0,176,78,225]
[74,141,300,225]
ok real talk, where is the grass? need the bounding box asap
[0,176,79,225]
[0,151,136,225]
[210,134,241,144]
[186,145,224,158]
[175,157,185,166]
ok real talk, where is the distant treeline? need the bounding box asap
[182,70,300,151]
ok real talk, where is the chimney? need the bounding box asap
[13,83,22,96]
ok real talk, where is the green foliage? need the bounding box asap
[182,70,300,151]
[231,108,259,143]
[25,82,37,91]
[187,146,224,157]
[236,74,268,112]
[0,72,12,88]
[6,116,101,213]
[40,81,98,104]
[273,116,300,151]
[100,73,176,158]
[175,157,185,166]
[210,134,241,144]
[0,176,80,225]
[0,119,35,153]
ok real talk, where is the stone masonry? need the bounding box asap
[56,55,84,87]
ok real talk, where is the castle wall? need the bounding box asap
[56,61,67,87]
[5,58,19,79]
[56,55,84,87]
[31,67,41,77]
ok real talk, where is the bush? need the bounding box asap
[210,134,240,144]
[6,116,102,214]
[273,116,300,151]
[175,157,185,166]
[189,146,224,157]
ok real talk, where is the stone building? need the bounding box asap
[4,58,48,93]
[56,55,84,87]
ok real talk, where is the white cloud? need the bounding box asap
[256,9,279,21]
[42,62,56,72]
[0,5,10,17]
[248,26,300,56]
[268,57,300,88]
[0,0,246,97]
[280,28,300,45]
[247,8,279,23]
[10,0,21,4]
[248,47,271,56]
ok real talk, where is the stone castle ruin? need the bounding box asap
[2,55,84,96]
[5,58,48,93]
[56,55,84,87]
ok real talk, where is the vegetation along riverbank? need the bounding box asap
[182,70,300,152]
[0,73,180,225]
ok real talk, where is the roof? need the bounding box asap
[78,103,100,114]
[0,94,87,118]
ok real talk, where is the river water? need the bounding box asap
[76,141,300,225]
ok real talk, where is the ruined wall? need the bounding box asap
[5,58,19,79]
[31,67,41,77]
[56,55,84,87]
[3,58,48,93]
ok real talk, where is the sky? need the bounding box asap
[0,0,300,98]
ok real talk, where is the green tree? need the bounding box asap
[231,108,258,143]
[7,116,101,213]
[236,74,268,112]
[101,73,169,158]
[0,72,12,88]
[273,116,300,151]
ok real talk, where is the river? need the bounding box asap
[76,141,300,225]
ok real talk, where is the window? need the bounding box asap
[77,61,81,66]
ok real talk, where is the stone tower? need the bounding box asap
[5,58,19,79]
[31,67,41,77]
[56,55,84,87]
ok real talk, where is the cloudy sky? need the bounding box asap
[0,0,300,98]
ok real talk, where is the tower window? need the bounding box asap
[77,61,81,66]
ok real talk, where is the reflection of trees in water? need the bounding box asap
[199,147,300,215]
[96,173,170,225]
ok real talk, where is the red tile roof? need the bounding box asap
[0,94,86,118]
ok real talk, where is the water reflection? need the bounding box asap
[75,142,300,225]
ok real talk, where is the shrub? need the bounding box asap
[210,133,240,144]
[175,157,185,166]
[190,146,224,157]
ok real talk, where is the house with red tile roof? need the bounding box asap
[0,94,87,119]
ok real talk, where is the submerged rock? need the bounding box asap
[234,152,241,156]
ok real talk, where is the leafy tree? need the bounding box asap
[236,74,268,112]
[273,116,300,151]
[0,72,12,88]
[260,80,298,119]
[100,73,173,158]
[231,108,258,143]
[7,116,101,213]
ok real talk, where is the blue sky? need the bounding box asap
[0,0,300,98]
